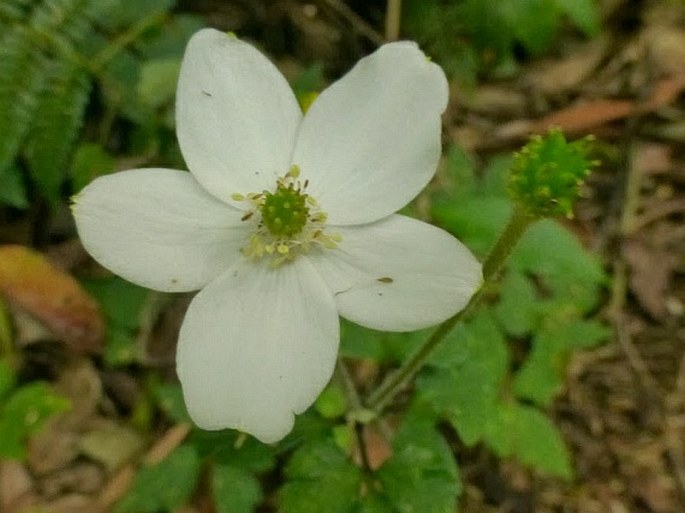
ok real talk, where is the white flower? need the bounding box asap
[73,29,482,443]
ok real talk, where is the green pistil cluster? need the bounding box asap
[261,185,309,237]
[234,166,341,267]
[508,128,598,218]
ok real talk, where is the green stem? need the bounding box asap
[0,297,14,358]
[90,11,167,73]
[365,204,536,413]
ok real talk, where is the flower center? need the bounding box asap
[260,183,309,237]
[233,166,341,267]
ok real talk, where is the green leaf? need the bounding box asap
[280,440,362,513]
[514,318,610,405]
[82,276,149,329]
[554,0,600,35]
[0,28,47,173]
[433,196,511,258]
[511,219,606,313]
[137,58,182,108]
[485,402,573,479]
[0,358,17,403]
[501,0,560,55]
[116,444,200,513]
[152,382,190,423]
[213,463,262,513]
[0,165,28,209]
[495,271,539,337]
[315,383,348,419]
[418,310,509,445]
[376,415,461,512]
[25,51,91,201]
[0,382,70,459]
[71,142,115,193]
[190,430,275,474]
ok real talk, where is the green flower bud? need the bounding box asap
[508,128,597,218]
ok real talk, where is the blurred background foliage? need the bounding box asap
[0,0,640,512]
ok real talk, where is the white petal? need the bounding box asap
[176,29,302,202]
[308,215,482,331]
[73,169,249,293]
[176,258,339,443]
[292,42,448,225]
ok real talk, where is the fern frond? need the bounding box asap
[24,59,91,200]
[0,27,49,173]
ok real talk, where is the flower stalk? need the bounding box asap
[365,204,536,413]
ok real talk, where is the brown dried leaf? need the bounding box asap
[623,237,678,319]
[0,245,103,353]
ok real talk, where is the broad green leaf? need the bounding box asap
[0,382,70,459]
[514,318,610,405]
[116,444,200,513]
[419,310,509,445]
[485,402,573,479]
[213,463,262,513]
[280,440,362,513]
[495,271,539,337]
[432,196,511,258]
[376,416,461,513]
[510,219,606,313]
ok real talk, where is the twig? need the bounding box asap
[320,0,385,45]
[384,0,402,41]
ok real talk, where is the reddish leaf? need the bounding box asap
[0,245,103,353]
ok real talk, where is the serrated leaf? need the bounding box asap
[418,310,509,445]
[485,402,573,479]
[24,59,91,200]
[116,444,200,513]
[511,219,605,312]
[280,440,362,513]
[514,318,610,405]
[0,28,48,172]
[0,382,70,459]
[376,416,461,513]
[213,463,262,513]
